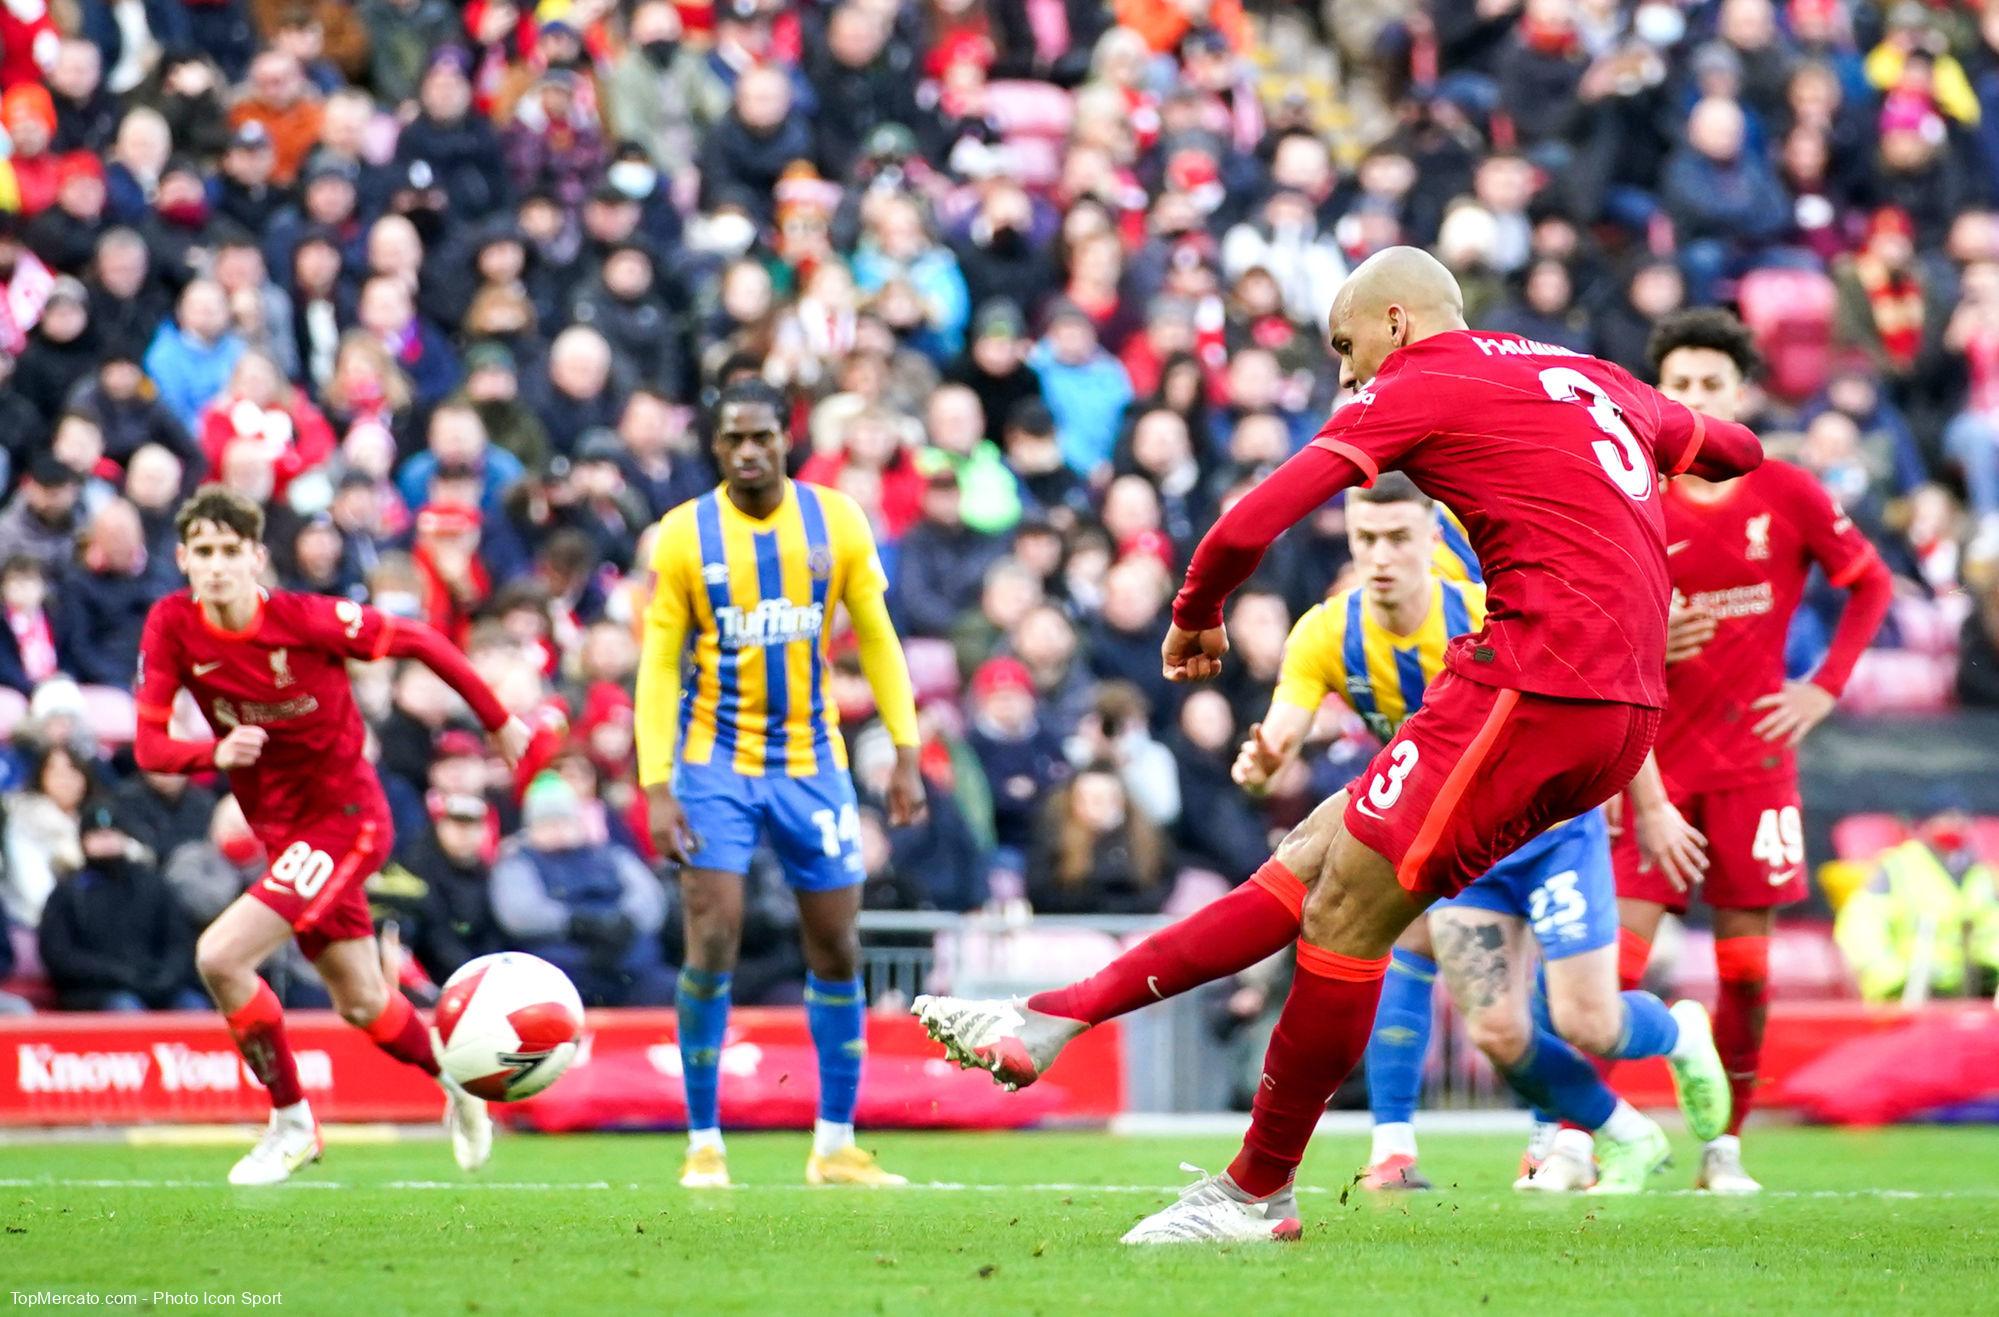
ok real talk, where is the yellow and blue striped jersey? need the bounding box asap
[1272,577,1489,742]
[644,481,885,777]
[1432,505,1482,584]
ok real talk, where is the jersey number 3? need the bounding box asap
[1540,367,1652,501]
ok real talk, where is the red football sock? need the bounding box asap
[1027,860,1306,1025]
[362,991,440,1076]
[1616,927,1652,993]
[1226,943,1389,1199]
[1713,935,1770,1138]
[225,981,305,1109]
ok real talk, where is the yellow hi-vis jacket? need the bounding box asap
[1835,839,1999,1002]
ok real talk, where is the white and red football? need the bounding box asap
[433,953,585,1101]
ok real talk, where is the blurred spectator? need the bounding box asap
[370,792,499,985]
[699,64,812,224]
[1833,207,1947,397]
[38,799,202,1011]
[14,277,99,427]
[2,741,94,930]
[66,348,195,470]
[490,772,671,1007]
[1665,97,1792,302]
[850,723,987,911]
[197,351,336,502]
[948,300,1046,450]
[109,770,217,868]
[1030,299,1134,478]
[1026,761,1171,915]
[527,326,623,452]
[56,500,156,686]
[922,383,1020,535]
[0,457,83,575]
[144,280,246,432]
[894,466,1006,636]
[1836,809,1998,1001]
[0,557,66,696]
[1168,688,1269,881]
[616,389,710,519]
[966,655,1069,871]
[604,1,704,180]
[851,191,971,364]
[396,49,511,219]
[1067,679,1179,827]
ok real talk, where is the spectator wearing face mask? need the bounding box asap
[38,799,203,1012]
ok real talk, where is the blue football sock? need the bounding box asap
[1608,989,1680,1060]
[805,973,865,1127]
[1366,948,1437,1127]
[1527,966,1560,1126]
[1500,1026,1618,1132]
[677,968,732,1132]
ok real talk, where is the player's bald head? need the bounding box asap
[1325,247,1468,392]
[1331,246,1465,334]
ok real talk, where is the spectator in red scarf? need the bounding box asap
[1835,206,1947,390]
[411,500,490,644]
[800,406,928,540]
[0,555,66,695]
[197,350,336,502]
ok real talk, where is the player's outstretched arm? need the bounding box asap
[1169,445,1369,680]
[370,614,530,765]
[1652,396,1765,482]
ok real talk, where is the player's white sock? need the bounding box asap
[1551,1127,1595,1159]
[274,1099,314,1130]
[812,1120,855,1158]
[1599,1100,1650,1143]
[1706,1133,1740,1156]
[1369,1121,1417,1164]
[687,1127,725,1154]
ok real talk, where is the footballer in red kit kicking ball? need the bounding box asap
[134,487,533,1185]
[916,249,1764,1243]
[1607,311,1893,1194]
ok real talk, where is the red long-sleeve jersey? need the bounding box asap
[135,590,508,852]
[1174,329,1764,709]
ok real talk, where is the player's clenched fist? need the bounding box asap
[1162,622,1228,683]
[213,725,269,770]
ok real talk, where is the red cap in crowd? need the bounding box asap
[972,657,1035,701]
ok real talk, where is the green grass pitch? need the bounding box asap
[4,1126,1995,1315]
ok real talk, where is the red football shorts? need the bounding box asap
[1613,780,1807,914]
[247,811,393,961]
[1343,670,1660,900]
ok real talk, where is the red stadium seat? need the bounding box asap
[1831,813,1909,860]
[0,688,25,741]
[1736,269,1837,404]
[80,685,138,746]
[902,638,962,706]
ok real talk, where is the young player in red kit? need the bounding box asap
[915,248,1763,1242]
[1602,311,1892,1194]
[134,488,533,1185]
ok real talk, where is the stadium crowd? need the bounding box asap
[1,0,1997,1014]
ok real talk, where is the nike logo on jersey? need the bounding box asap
[1353,797,1387,821]
[1666,541,1692,556]
[193,661,224,676]
[1768,867,1802,887]
[1147,976,1164,1000]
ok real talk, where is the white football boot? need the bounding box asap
[440,1072,493,1172]
[911,994,1084,1091]
[1120,1165,1302,1245]
[1697,1135,1763,1194]
[228,1110,323,1186]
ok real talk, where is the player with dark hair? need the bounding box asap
[638,377,927,1189]
[135,487,534,1185]
[917,247,1764,1242]
[1588,309,1894,1194]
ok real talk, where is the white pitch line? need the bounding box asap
[1,1177,1994,1199]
